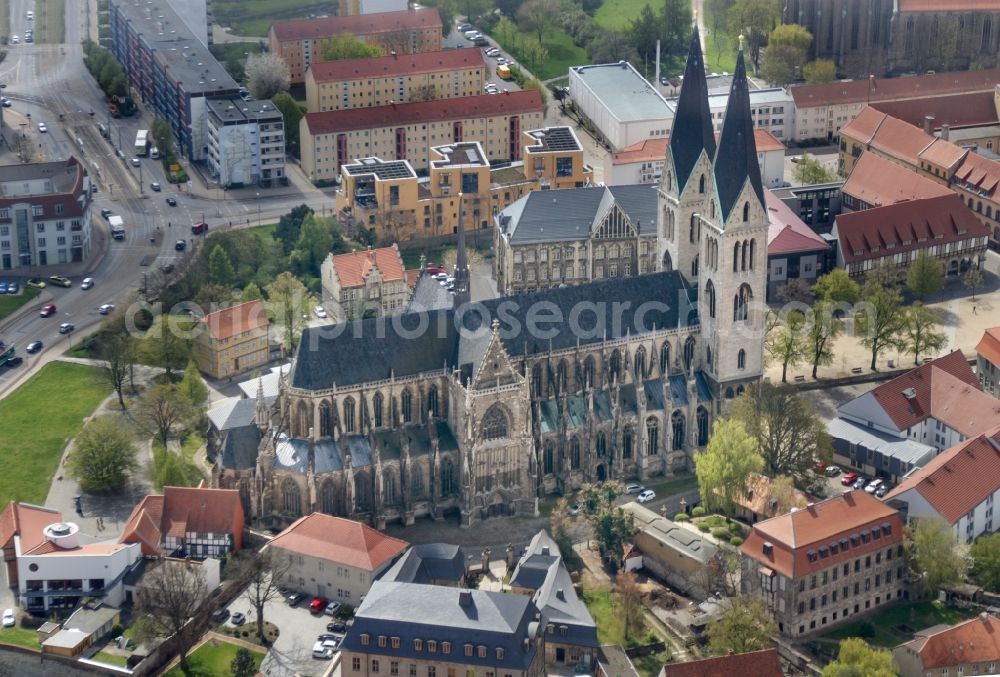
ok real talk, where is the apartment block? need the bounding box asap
[206,98,286,188]
[301,91,544,183]
[0,158,94,270]
[305,49,486,113]
[268,8,443,85]
[193,300,269,379]
[741,490,907,638]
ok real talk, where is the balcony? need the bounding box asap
[354,194,378,210]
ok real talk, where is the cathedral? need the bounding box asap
[214,27,769,530]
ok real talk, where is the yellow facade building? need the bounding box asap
[193,300,269,379]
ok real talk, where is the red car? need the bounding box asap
[841,472,859,486]
[309,597,327,614]
[39,302,56,317]
[191,221,208,235]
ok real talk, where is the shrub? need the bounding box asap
[730,536,744,546]
[673,513,690,521]
[698,523,711,533]
[857,621,876,638]
[711,527,729,539]
[691,506,706,517]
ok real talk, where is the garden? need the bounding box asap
[674,507,748,547]
[822,600,977,648]
[164,639,264,677]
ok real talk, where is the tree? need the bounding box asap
[243,547,292,642]
[140,321,191,380]
[766,309,808,383]
[579,482,637,572]
[241,282,263,302]
[803,59,837,84]
[859,281,906,371]
[706,595,776,655]
[964,267,985,301]
[806,300,842,379]
[208,244,237,288]
[706,0,736,57]
[320,34,384,61]
[67,417,138,494]
[822,638,897,677]
[292,214,334,278]
[768,475,804,515]
[793,154,838,185]
[517,0,560,45]
[179,360,209,409]
[762,24,812,85]
[727,0,780,72]
[695,419,764,514]
[138,383,194,448]
[267,272,314,354]
[245,52,290,99]
[972,532,1000,592]
[271,92,304,157]
[151,116,175,157]
[629,4,661,67]
[194,283,234,310]
[549,499,579,568]
[907,516,969,597]
[657,0,692,59]
[900,303,947,366]
[776,278,814,305]
[134,559,206,674]
[731,382,832,481]
[99,323,137,410]
[616,571,644,642]
[273,204,314,255]
[230,647,258,677]
[906,251,945,300]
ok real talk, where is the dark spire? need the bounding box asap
[668,23,716,195]
[713,40,765,222]
[453,197,470,308]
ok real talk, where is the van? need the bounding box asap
[497,64,512,80]
[191,221,208,235]
[150,146,160,160]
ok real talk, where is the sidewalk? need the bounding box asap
[179,152,325,203]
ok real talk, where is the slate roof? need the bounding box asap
[291,271,697,389]
[381,543,466,585]
[342,581,542,670]
[510,530,560,591]
[669,24,716,195]
[221,424,262,471]
[713,48,765,221]
[827,418,937,469]
[269,513,408,571]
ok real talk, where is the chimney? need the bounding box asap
[941,124,950,141]
[458,591,473,607]
[923,115,934,134]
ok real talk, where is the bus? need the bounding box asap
[134,130,149,156]
[0,343,15,367]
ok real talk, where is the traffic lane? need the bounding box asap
[616,487,702,518]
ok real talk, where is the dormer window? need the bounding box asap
[465,644,474,656]
[361,634,370,646]
[427,641,437,653]
[391,637,400,649]
[496,648,505,660]
[478,645,487,658]
[414,639,423,651]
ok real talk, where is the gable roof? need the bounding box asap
[268,512,408,571]
[270,7,441,41]
[977,327,1000,367]
[308,48,483,83]
[953,150,1000,199]
[329,245,405,288]
[833,193,989,265]
[669,24,716,194]
[0,501,62,554]
[612,138,669,165]
[885,425,1000,523]
[119,487,243,556]
[713,48,765,220]
[660,649,784,677]
[790,68,1000,109]
[872,91,999,131]
[842,152,952,209]
[840,108,940,167]
[765,189,829,256]
[201,300,267,341]
[898,613,1000,669]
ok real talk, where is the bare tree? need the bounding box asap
[135,560,207,674]
[615,570,644,642]
[243,547,293,643]
[137,383,194,447]
[245,52,290,99]
[100,321,137,409]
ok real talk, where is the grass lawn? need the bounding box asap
[0,361,109,505]
[582,585,655,649]
[593,0,650,30]
[632,651,672,677]
[0,0,10,44]
[825,600,977,647]
[164,640,264,677]
[244,222,277,242]
[211,0,329,36]
[643,473,698,498]
[0,287,40,320]
[38,0,66,43]
[91,650,129,667]
[702,11,738,75]
[498,29,588,82]
[0,625,41,650]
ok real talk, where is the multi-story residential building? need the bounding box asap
[266,512,408,604]
[335,0,407,16]
[885,425,1000,543]
[301,91,544,183]
[873,92,1000,150]
[741,490,907,638]
[305,49,486,113]
[205,98,286,188]
[791,69,1000,143]
[764,190,829,301]
[0,158,94,270]
[119,485,245,558]
[771,182,843,234]
[320,244,409,320]
[341,581,546,677]
[334,128,592,243]
[976,327,1000,396]
[841,151,952,213]
[268,8,443,85]
[0,502,143,613]
[894,612,1000,677]
[193,300,269,379]
[702,87,793,140]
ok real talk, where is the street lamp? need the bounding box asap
[256,191,261,226]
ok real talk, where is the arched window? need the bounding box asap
[557,360,568,392]
[281,478,301,516]
[296,401,308,437]
[646,417,659,456]
[660,342,671,375]
[742,201,750,222]
[543,442,554,474]
[634,347,646,378]
[373,392,384,428]
[706,346,713,369]
[609,350,622,383]
[427,385,439,418]
[671,410,685,451]
[321,478,338,515]
[698,174,705,194]
[571,437,581,469]
[741,240,748,271]
[663,250,673,272]
[441,459,456,496]
[532,364,543,397]
[343,398,356,433]
[733,284,753,322]
[401,388,413,423]
[622,428,633,459]
[705,280,716,319]
[691,255,699,277]
[411,465,424,500]
[583,355,596,387]
[737,384,746,396]
[725,387,735,399]
[683,336,696,371]
[710,200,715,219]
[319,401,332,437]
[733,241,739,272]
[482,405,509,440]
[738,349,746,370]
[667,171,672,191]
[383,469,396,505]
[355,472,372,510]
[749,239,756,270]
[597,432,607,458]
[697,406,709,446]
[689,214,697,243]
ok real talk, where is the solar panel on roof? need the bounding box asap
[465,149,478,163]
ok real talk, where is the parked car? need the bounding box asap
[0,282,6,294]
[457,22,473,32]
[875,483,891,498]
[165,196,177,206]
[26,277,46,289]
[10,36,18,44]
[567,503,581,516]
[230,612,246,626]
[825,465,842,477]
[1,98,10,107]
[312,642,334,660]
[81,277,94,290]
[310,597,328,614]
[864,478,883,494]
[852,476,867,490]
[26,340,43,353]
[324,601,342,617]
[99,304,115,315]
[5,356,21,368]
[637,489,656,503]
[287,592,305,606]
[840,472,859,486]
[327,620,347,633]
[318,634,341,648]
[39,303,56,317]
[2,609,14,628]
[49,275,72,288]
[7,281,17,294]
[210,608,230,623]
[59,323,75,334]
[625,483,643,494]
[131,157,142,167]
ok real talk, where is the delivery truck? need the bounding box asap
[109,215,125,240]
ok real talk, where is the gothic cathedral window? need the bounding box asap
[401,389,413,423]
[646,417,659,456]
[482,405,509,440]
[373,392,384,428]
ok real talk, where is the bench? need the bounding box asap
[851,367,863,374]
[794,375,806,382]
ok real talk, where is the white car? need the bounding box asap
[26,10,33,19]
[99,303,115,315]
[864,479,883,494]
[313,306,328,319]
[37,122,47,133]
[312,642,334,660]
[636,489,656,503]
[131,157,141,167]
[625,483,643,495]
[10,36,18,44]
[2,609,14,628]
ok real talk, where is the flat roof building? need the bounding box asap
[206,98,286,188]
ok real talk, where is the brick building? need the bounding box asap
[193,300,269,379]
[320,245,409,320]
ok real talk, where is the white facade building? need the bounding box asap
[206,98,286,188]
[666,87,794,141]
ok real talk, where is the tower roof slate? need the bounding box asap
[713,47,765,220]
[669,25,716,195]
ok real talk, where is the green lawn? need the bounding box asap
[0,625,41,650]
[0,361,110,505]
[825,601,977,647]
[643,473,698,498]
[164,640,264,677]
[244,222,277,242]
[211,0,329,36]
[582,585,656,648]
[702,8,738,74]
[38,0,65,43]
[0,287,40,320]
[593,0,651,30]
[0,0,10,43]
[497,29,588,82]
[91,650,129,667]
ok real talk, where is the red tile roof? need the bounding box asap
[843,152,952,209]
[918,138,968,170]
[201,300,267,342]
[867,350,980,430]
[953,151,1000,199]
[661,649,784,677]
[611,138,668,165]
[741,491,904,578]
[0,502,62,554]
[120,495,165,556]
[900,0,1000,11]
[404,269,421,288]
[834,193,989,265]
[119,487,244,556]
[900,613,1000,669]
[872,91,999,131]
[885,425,1000,523]
[753,128,785,153]
[268,513,408,572]
[330,245,406,289]
[309,48,484,83]
[977,327,1000,367]
[765,189,829,256]
[791,69,1000,109]
[303,91,543,135]
[270,7,442,42]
